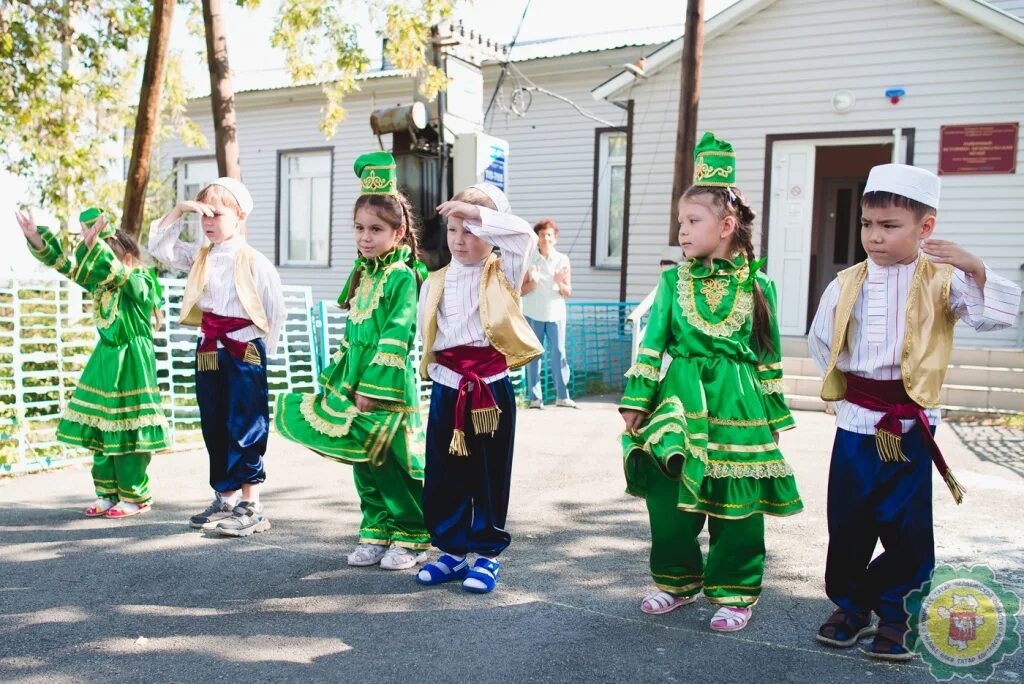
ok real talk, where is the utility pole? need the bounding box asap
[668,0,704,244]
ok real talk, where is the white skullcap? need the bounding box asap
[469,182,511,213]
[202,177,254,215]
[864,164,940,210]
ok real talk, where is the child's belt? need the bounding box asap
[843,373,963,504]
[434,345,508,456]
[197,312,261,371]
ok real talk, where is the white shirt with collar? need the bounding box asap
[808,254,1021,435]
[148,217,286,357]
[522,248,570,322]
[417,206,538,389]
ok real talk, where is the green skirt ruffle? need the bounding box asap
[57,338,169,455]
[622,355,802,519]
[275,357,423,479]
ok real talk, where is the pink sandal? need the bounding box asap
[84,500,115,517]
[640,591,697,615]
[105,503,151,519]
[710,605,752,632]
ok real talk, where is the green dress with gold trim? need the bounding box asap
[275,245,424,478]
[27,226,170,456]
[620,254,802,519]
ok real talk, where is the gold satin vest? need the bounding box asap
[178,241,270,333]
[820,256,956,408]
[419,253,543,380]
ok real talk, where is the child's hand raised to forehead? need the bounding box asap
[175,200,216,217]
[436,200,482,223]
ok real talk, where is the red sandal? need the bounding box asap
[104,503,151,519]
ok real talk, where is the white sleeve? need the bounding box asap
[147,214,200,273]
[417,282,430,339]
[949,266,1022,332]
[254,255,286,357]
[808,279,840,375]
[464,206,538,290]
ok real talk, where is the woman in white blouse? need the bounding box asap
[521,218,576,408]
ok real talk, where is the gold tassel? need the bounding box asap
[243,342,262,366]
[471,406,502,436]
[449,429,469,456]
[875,429,910,463]
[196,351,219,372]
[943,469,966,505]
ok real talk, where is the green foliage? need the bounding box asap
[267,0,454,138]
[0,1,151,222]
[0,2,205,229]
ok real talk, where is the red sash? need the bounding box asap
[434,345,508,456]
[197,312,260,371]
[843,373,964,504]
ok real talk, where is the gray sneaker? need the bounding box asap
[189,498,234,529]
[215,501,271,537]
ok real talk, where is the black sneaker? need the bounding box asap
[215,501,271,537]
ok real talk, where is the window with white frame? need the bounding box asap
[280,150,332,266]
[595,131,626,267]
[176,157,217,242]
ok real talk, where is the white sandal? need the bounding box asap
[640,591,697,615]
[710,605,752,632]
[347,544,386,567]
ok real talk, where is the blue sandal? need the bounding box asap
[462,557,500,593]
[415,554,469,586]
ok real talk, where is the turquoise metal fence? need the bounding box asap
[527,301,639,404]
[311,300,638,406]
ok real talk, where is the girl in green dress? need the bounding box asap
[16,208,169,518]
[275,152,430,570]
[619,133,802,632]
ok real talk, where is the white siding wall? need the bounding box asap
[161,50,639,303]
[163,80,424,303]
[624,0,1024,347]
[987,0,1024,18]
[485,50,633,301]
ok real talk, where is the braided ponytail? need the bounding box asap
[394,192,424,289]
[681,185,775,359]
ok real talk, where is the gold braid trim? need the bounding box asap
[371,352,406,368]
[637,346,662,359]
[704,459,794,479]
[379,338,408,350]
[676,260,753,338]
[625,363,660,382]
[92,288,120,330]
[759,378,786,395]
[708,416,768,427]
[348,262,404,324]
[299,393,360,438]
[75,383,161,399]
[62,408,168,432]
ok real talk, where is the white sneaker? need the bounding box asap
[556,398,577,408]
[529,400,544,409]
[380,544,429,570]
[347,544,387,566]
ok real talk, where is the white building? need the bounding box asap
[159,0,1024,349]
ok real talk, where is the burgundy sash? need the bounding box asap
[434,345,508,455]
[843,373,964,504]
[197,312,259,371]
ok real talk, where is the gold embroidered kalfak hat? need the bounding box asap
[354,151,397,195]
[693,132,736,187]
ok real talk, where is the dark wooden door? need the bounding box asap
[814,178,868,306]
